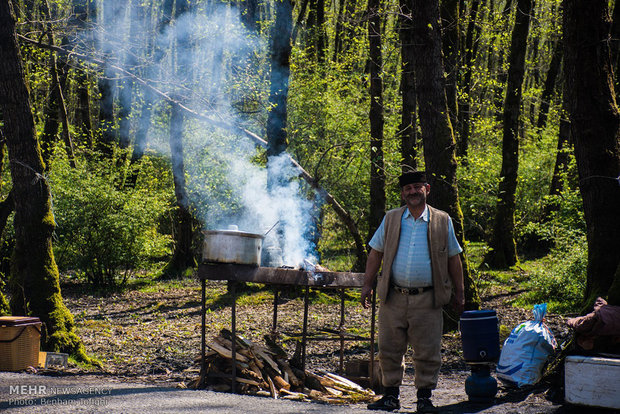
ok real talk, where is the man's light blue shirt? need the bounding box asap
[369,206,463,288]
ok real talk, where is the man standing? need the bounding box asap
[361,171,465,413]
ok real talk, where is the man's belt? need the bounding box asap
[392,285,433,295]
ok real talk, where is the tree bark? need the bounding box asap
[367,0,385,242]
[458,0,482,160]
[332,0,357,61]
[39,0,75,168]
[536,38,563,131]
[96,0,116,155]
[306,0,326,62]
[118,0,140,151]
[542,86,572,223]
[398,0,417,171]
[0,0,87,359]
[440,0,459,134]
[266,0,293,160]
[411,0,480,312]
[484,0,533,269]
[563,0,620,307]
[265,0,293,271]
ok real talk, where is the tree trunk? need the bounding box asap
[291,0,310,44]
[484,0,533,269]
[306,0,326,62]
[118,0,140,151]
[563,0,620,307]
[440,0,459,134]
[398,0,417,171]
[542,87,572,222]
[536,38,563,131]
[96,0,116,155]
[0,0,87,359]
[610,0,620,90]
[411,0,480,312]
[129,0,172,183]
[267,0,293,160]
[265,0,293,270]
[457,0,482,160]
[39,0,75,168]
[367,0,385,241]
[332,0,357,61]
[163,0,196,277]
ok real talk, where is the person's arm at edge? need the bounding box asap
[361,248,383,309]
[448,254,465,315]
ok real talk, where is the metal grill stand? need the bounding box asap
[197,263,377,392]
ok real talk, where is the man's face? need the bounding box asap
[401,182,430,208]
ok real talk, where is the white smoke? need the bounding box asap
[88,1,320,266]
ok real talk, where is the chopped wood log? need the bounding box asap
[192,332,375,403]
[193,350,218,363]
[279,389,307,400]
[291,366,307,383]
[254,348,279,371]
[318,370,366,392]
[277,358,302,387]
[266,375,277,399]
[221,328,254,349]
[247,360,265,381]
[206,341,249,362]
[303,370,328,393]
[264,364,290,391]
[324,387,343,396]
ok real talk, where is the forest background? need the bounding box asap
[0,0,618,359]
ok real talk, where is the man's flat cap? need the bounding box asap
[398,171,427,187]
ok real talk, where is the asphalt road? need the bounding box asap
[0,372,370,414]
[0,371,588,414]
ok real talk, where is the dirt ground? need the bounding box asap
[49,276,591,413]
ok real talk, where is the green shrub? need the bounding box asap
[515,235,587,313]
[49,153,172,287]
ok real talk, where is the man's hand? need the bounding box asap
[361,249,382,309]
[360,284,373,309]
[452,289,465,315]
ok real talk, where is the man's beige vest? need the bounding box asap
[375,205,454,308]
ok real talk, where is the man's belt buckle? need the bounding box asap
[394,285,432,295]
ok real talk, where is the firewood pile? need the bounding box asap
[187,329,375,404]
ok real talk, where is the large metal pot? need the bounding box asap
[202,228,264,266]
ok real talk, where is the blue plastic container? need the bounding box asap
[459,310,500,362]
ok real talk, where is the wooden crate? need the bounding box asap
[565,355,620,409]
[0,316,41,371]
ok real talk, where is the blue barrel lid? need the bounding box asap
[460,309,496,319]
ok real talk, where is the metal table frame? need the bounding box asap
[197,263,377,393]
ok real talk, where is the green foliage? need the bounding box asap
[49,151,172,287]
[514,235,587,313]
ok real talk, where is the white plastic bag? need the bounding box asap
[496,303,557,387]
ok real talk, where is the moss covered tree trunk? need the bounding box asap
[0,0,86,358]
[563,0,620,307]
[411,0,480,312]
[398,0,417,171]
